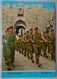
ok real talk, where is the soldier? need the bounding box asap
[23,33,27,56]
[47,29,55,60]
[42,32,48,57]
[6,26,16,70]
[26,31,30,58]
[33,27,42,67]
[27,28,34,63]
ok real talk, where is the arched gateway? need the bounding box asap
[14,20,26,35]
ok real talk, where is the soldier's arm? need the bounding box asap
[46,35,51,43]
[41,35,46,42]
[33,34,35,43]
[39,34,43,42]
[30,38,34,43]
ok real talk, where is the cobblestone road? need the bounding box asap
[2,50,56,71]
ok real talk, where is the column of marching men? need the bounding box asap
[2,26,55,71]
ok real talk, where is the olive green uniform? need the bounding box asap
[25,33,30,58]
[42,35,47,56]
[22,35,26,56]
[47,34,55,59]
[7,33,16,63]
[33,33,42,63]
[28,34,33,59]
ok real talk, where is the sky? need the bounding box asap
[2,1,55,9]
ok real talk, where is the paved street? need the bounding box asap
[2,50,56,71]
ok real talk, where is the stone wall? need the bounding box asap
[2,4,55,34]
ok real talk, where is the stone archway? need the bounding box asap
[14,20,26,35]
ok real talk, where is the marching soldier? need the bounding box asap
[47,29,55,60]
[42,32,48,57]
[27,28,34,63]
[26,31,30,58]
[23,33,27,56]
[6,26,16,70]
[33,27,42,67]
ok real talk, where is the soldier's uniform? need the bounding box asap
[47,29,55,60]
[33,27,42,67]
[42,32,47,57]
[22,33,26,56]
[26,31,30,58]
[27,28,34,63]
[6,26,16,70]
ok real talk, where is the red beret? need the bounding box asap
[8,26,13,29]
[34,27,38,30]
[51,29,54,32]
[30,28,33,31]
